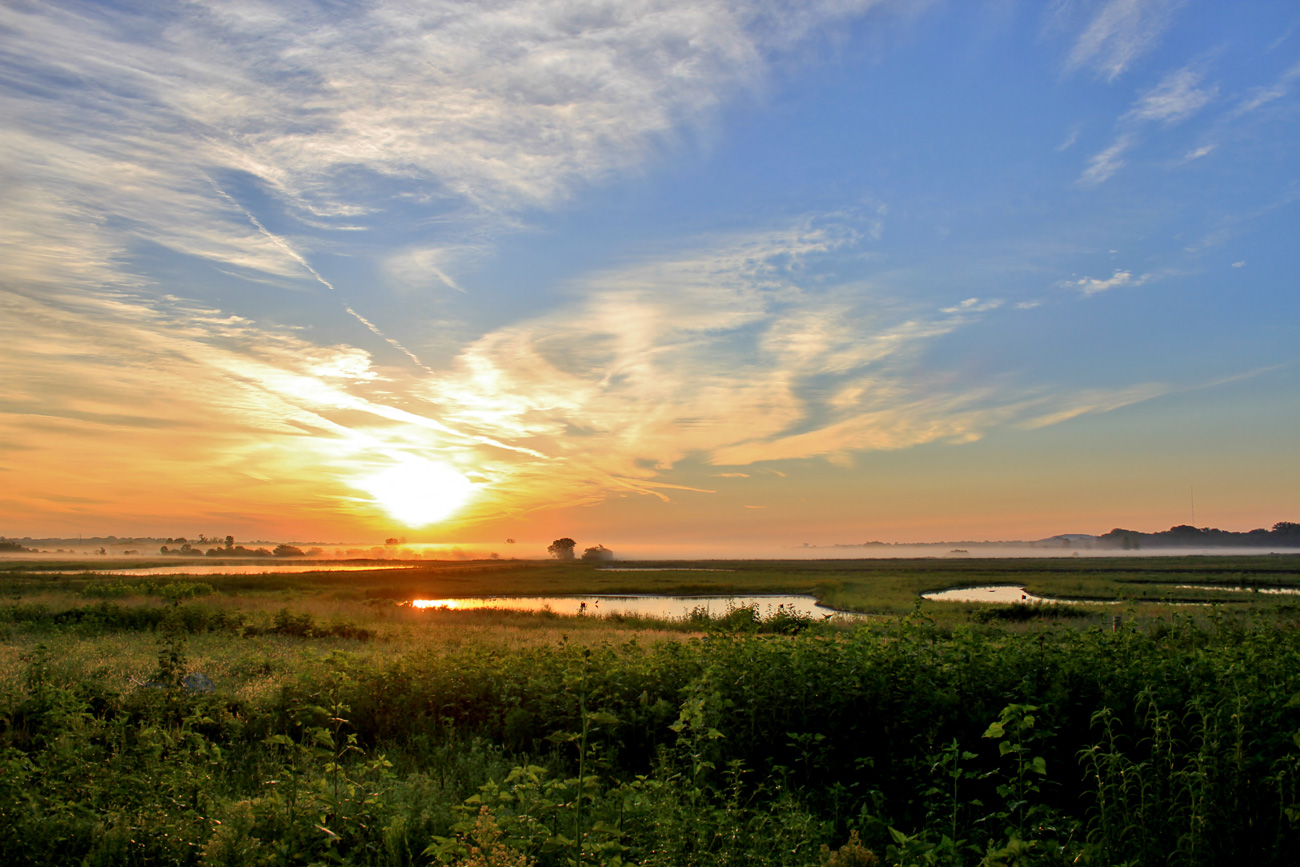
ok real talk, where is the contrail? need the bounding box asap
[206,178,435,374]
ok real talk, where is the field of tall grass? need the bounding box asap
[2,556,1300,865]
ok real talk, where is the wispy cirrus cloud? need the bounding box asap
[1059,0,1184,82]
[1233,56,1300,115]
[1058,268,1151,295]
[1126,67,1216,123]
[1077,64,1214,185]
[414,221,1175,501]
[0,0,900,299]
[941,297,1004,314]
[1078,134,1133,185]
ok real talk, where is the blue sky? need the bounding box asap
[1,0,1297,550]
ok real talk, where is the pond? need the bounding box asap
[411,594,843,620]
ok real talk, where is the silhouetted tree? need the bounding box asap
[581,544,614,563]
[548,538,576,560]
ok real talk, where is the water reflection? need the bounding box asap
[411,594,841,619]
[922,586,1079,605]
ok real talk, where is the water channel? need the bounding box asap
[924,583,1300,605]
[920,585,1077,605]
[1173,584,1300,596]
[411,594,841,619]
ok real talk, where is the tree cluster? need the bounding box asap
[159,538,306,557]
[1097,521,1300,549]
[547,538,615,562]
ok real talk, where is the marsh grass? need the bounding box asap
[9,554,1300,617]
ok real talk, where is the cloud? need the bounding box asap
[1075,64,1218,185]
[385,246,475,295]
[0,0,917,502]
[1078,135,1132,185]
[0,280,566,533]
[1062,0,1183,82]
[1184,144,1215,160]
[1017,383,1166,428]
[0,0,902,298]
[1056,124,1082,152]
[1234,57,1300,114]
[1059,268,1151,295]
[941,298,1004,314]
[1127,67,1216,124]
[413,222,1174,498]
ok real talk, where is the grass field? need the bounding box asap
[3,554,1300,866]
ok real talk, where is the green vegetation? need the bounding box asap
[8,552,1300,612]
[2,556,1300,865]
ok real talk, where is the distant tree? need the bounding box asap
[273,544,305,557]
[548,538,577,560]
[581,544,614,563]
[1273,522,1300,535]
[225,535,235,550]
[385,537,400,546]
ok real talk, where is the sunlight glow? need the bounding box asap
[361,459,474,527]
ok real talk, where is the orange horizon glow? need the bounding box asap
[3,283,1293,549]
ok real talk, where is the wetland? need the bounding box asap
[3,553,1300,866]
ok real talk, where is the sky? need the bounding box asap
[1,0,1298,554]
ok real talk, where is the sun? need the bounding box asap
[361,459,474,527]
